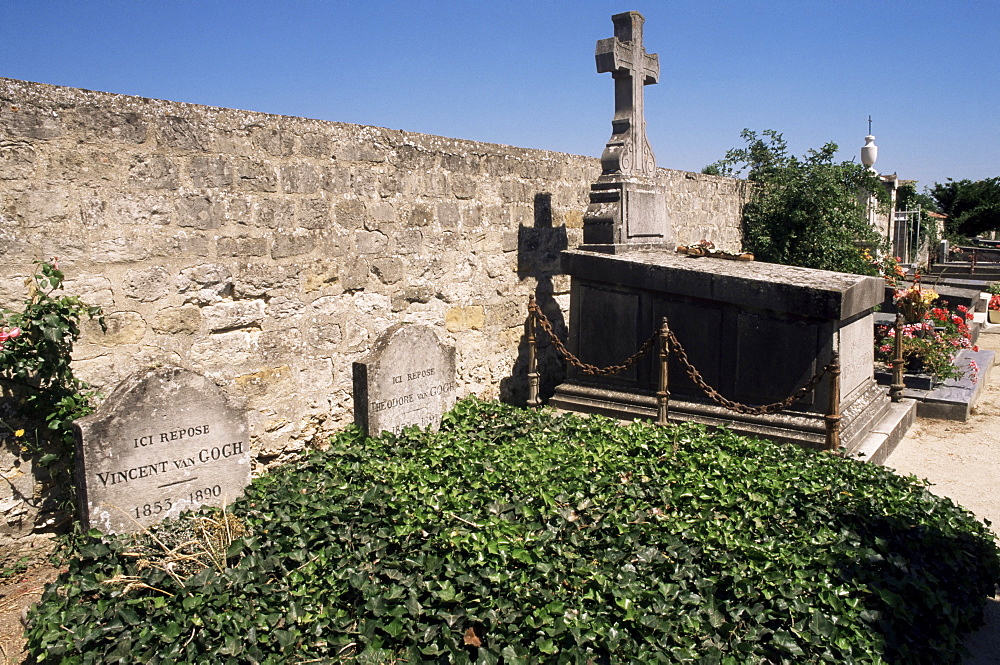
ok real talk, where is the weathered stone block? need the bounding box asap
[299,133,331,158]
[445,306,485,332]
[217,236,268,257]
[255,199,293,228]
[124,267,171,302]
[372,257,405,285]
[339,256,370,291]
[76,106,147,144]
[281,163,321,194]
[235,158,278,192]
[86,311,146,346]
[175,263,233,304]
[335,199,366,229]
[271,233,316,259]
[152,305,202,334]
[451,174,477,200]
[202,300,266,332]
[189,330,257,367]
[355,230,388,255]
[0,107,64,139]
[250,126,294,157]
[234,263,297,298]
[7,190,72,226]
[189,156,233,188]
[158,116,206,150]
[177,195,221,230]
[0,142,36,180]
[437,201,460,228]
[393,229,423,255]
[409,205,433,227]
[297,199,331,229]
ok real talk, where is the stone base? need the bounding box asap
[878,348,995,421]
[851,399,917,465]
[549,378,900,456]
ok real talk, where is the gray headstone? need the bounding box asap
[353,324,457,437]
[74,367,250,535]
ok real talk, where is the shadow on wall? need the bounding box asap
[499,193,568,406]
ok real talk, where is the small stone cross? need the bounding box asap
[595,11,659,177]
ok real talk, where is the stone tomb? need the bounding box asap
[353,324,457,437]
[550,250,915,455]
[74,367,250,535]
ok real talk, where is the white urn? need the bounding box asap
[861,135,878,169]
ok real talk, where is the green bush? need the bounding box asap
[708,130,889,276]
[26,399,999,663]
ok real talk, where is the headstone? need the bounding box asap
[74,367,250,535]
[353,324,457,437]
[583,11,671,249]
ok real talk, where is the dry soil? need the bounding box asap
[884,328,1000,665]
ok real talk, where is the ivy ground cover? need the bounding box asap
[26,399,1000,663]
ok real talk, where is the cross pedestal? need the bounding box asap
[583,11,671,251]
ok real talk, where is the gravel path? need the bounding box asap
[884,329,1000,664]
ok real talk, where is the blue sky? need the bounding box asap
[2,1,997,189]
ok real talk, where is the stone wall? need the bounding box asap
[0,77,748,554]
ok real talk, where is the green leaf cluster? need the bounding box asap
[708,130,888,275]
[26,399,1000,663]
[1,261,105,511]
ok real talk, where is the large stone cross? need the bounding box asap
[595,11,659,177]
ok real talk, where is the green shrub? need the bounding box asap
[26,399,999,663]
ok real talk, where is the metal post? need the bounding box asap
[890,312,905,402]
[656,317,670,426]
[526,295,541,408]
[825,350,841,451]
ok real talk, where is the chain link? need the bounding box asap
[529,301,659,376]
[665,329,832,416]
[530,301,833,415]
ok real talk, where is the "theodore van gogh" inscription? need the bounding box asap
[353,325,457,437]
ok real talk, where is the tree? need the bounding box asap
[708,130,888,275]
[928,177,1000,239]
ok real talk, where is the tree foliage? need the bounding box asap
[928,177,1000,238]
[709,130,888,275]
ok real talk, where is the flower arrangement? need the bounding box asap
[893,284,938,324]
[990,294,1000,311]
[875,303,977,382]
[861,250,907,285]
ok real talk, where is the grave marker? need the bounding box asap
[74,367,250,535]
[583,11,671,249]
[353,324,457,436]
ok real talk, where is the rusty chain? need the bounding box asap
[665,329,833,416]
[529,300,659,376]
[529,301,834,416]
